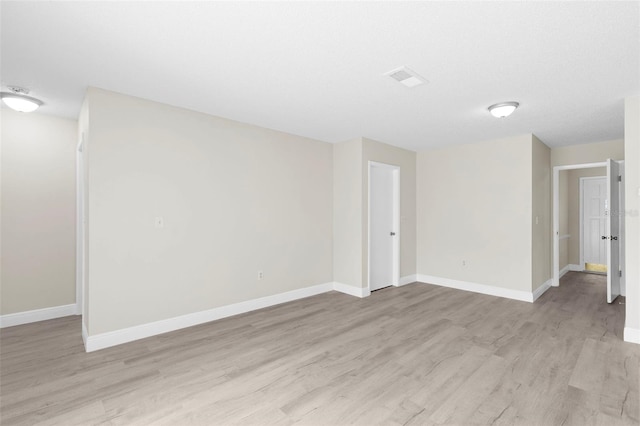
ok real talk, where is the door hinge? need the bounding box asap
[618,175,622,182]
[619,270,622,277]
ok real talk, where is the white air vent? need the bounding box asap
[385,66,428,88]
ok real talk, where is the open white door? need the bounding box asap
[606,159,621,303]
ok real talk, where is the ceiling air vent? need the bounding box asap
[385,66,428,88]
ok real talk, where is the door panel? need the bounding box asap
[607,159,621,303]
[370,165,395,291]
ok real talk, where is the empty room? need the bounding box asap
[1,1,639,425]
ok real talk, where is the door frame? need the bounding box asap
[76,136,85,316]
[553,161,606,286]
[367,161,400,292]
[579,176,607,271]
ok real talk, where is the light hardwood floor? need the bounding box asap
[1,272,639,425]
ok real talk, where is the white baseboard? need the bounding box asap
[416,274,535,303]
[624,327,640,345]
[560,264,582,278]
[532,279,552,302]
[0,304,77,328]
[85,282,334,352]
[397,274,418,287]
[332,282,371,298]
[82,321,89,347]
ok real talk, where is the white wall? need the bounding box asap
[532,135,551,290]
[559,170,569,270]
[84,88,333,335]
[551,139,624,167]
[624,96,640,342]
[1,109,77,314]
[333,138,363,289]
[417,134,534,292]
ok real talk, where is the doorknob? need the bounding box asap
[602,236,609,240]
[390,232,396,236]
[612,236,618,241]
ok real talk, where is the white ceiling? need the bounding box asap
[1,1,638,151]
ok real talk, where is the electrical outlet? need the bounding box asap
[258,271,263,280]
[462,260,466,266]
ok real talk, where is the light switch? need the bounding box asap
[155,217,164,228]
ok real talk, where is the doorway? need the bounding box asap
[368,161,400,292]
[553,159,625,303]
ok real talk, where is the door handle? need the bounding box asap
[602,236,608,240]
[390,232,396,236]
[612,236,618,241]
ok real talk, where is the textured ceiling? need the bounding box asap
[1,1,638,150]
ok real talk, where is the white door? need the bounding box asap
[582,177,607,271]
[606,159,621,303]
[369,162,399,291]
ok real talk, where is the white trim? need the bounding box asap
[332,282,371,298]
[417,274,535,303]
[624,327,640,345]
[82,321,88,347]
[367,161,401,292]
[553,162,607,286]
[532,279,552,302]
[397,274,418,287]
[76,133,85,317]
[559,263,583,278]
[84,282,334,352]
[0,304,77,328]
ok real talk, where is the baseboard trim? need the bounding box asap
[397,274,418,287]
[84,282,334,352]
[82,321,89,347]
[416,274,535,303]
[0,304,77,328]
[332,282,371,298]
[624,327,640,345]
[532,279,552,302]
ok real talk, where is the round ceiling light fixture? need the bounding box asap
[488,101,519,118]
[1,87,43,113]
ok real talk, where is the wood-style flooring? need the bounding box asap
[1,272,639,425]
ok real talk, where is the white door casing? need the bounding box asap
[76,137,85,315]
[368,162,399,292]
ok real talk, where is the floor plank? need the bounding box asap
[1,272,638,425]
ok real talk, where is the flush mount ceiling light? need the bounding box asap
[1,87,43,112]
[488,102,519,118]
[385,66,428,88]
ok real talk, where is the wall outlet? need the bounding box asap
[462,260,466,266]
[258,271,263,280]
